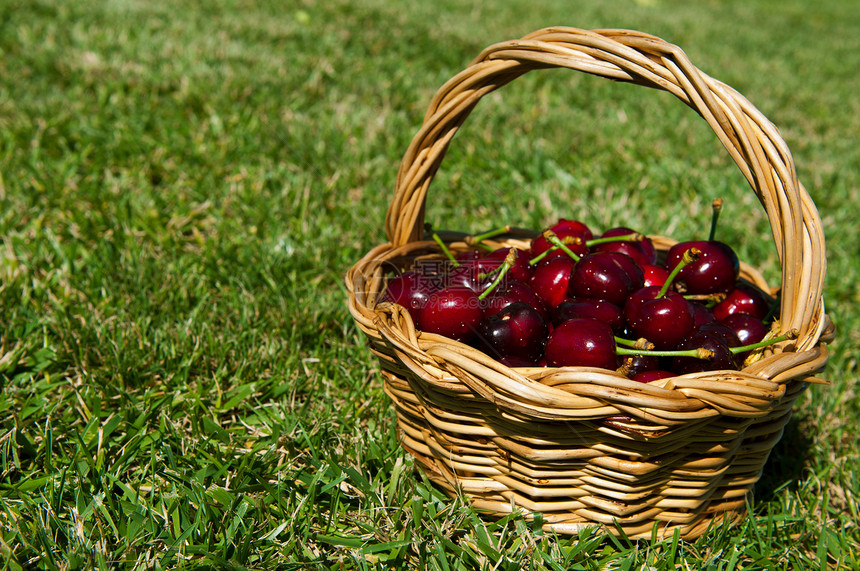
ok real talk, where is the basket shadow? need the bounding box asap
[752,412,813,502]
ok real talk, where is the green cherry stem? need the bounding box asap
[426,223,459,267]
[616,345,715,360]
[708,198,723,242]
[535,230,582,262]
[465,225,512,247]
[657,247,701,298]
[683,292,727,308]
[729,328,798,354]
[585,232,645,247]
[477,249,517,301]
[615,336,655,350]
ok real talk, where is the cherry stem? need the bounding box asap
[585,232,645,247]
[657,247,701,298]
[616,345,715,360]
[465,225,512,247]
[709,198,723,242]
[615,336,655,350]
[730,328,798,354]
[477,249,517,301]
[543,230,582,261]
[683,292,727,308]
[426,223,459,267]
[529,236,578,266]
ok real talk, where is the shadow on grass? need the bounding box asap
[752,412,814,502]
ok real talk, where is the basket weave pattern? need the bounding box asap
[346,27,834,539]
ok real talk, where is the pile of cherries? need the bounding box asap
[384,202,785,382]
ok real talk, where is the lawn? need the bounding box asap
[0,0,858,569]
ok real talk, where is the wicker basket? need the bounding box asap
[345,27,834,540]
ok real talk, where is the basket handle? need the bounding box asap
[383,27,828,351]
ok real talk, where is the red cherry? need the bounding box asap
[485,247,533,283]
[568,251,644,307]
[417,286,483,343]
[618,354,661,379]
[688,301,717,327]
[384,271,439,321]
[475,302,548,364]
[672,327,740,373]
[720,313,769,363]
[641,264,670,288]
[632,370,675,383]
[530,219,592,261]
[552,298,624,333]
[482,280,547,319]
[712,283,772,321]
[528,256,577,309]
[665,240,739,294]
[545,318,618,369]
[623,286,695,349]
[591,226,657,266]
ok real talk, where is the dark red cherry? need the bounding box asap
[416,286,483,343]
[591,227,657,266]
[475,302,547,363]
[712,283,772,321]
[482,280,547,319]
[552,298,623,332]
[672,328,739,373]
[618,354,661,379]
[688,301,716,328]
[568,251,644,307]
[485,247,533,283]
[530,219,593,261]
[720,313,769,364]
[545,318,618,370]
[696,322,742,349]
[665,240,739,294]
[623,286,695,349]
[445,257,501,294]
[528,256,577,309]
[632,370,675,383]
[641,264,670,288]
[384,271,439,321]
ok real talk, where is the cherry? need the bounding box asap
[485,247,533,283]
[623,286,695,349]
[552,298,624,333]
[590,226,657,266]
[696,321,742,350]
[530,219,593,261]
[641,264,670,288]
[665,240,739,294]
[482,279,547,319]
[672,327,740,373]
[688,301,717,327]
[528,256,577,309]
[618,354,661,379]
[475,301,548,364]
[720,312,769,363]
[632,369,675,383]
[416,285,483,343]
[499,355,540,368]
[568,251,644,307]
[444,254,508,294]
[545,318,619,369]
[712,282,772,321]
[384,271,439,321]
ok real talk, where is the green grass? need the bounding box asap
[1,0,858,568]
